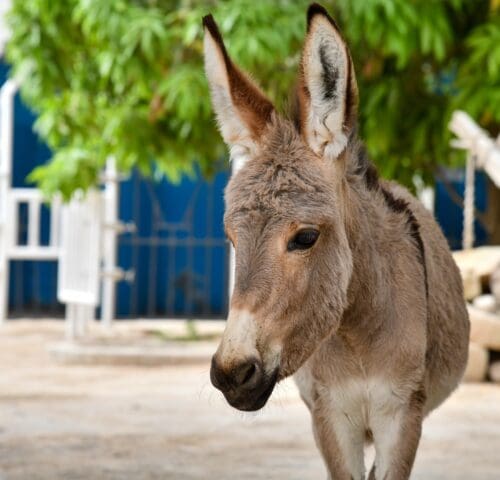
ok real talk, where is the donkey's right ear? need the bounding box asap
[202,14,275,162]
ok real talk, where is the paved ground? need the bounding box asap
[1,321,500,479]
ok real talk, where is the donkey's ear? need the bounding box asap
[297,4,358,160]
[202,14,275,161]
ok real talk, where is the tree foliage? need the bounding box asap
[5,0,500,198]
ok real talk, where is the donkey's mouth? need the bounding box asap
[224,370,278,412]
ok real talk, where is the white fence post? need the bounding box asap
[101,157,119,328]
[0,79,17,324]
[58,190,102,339]
[463,152,475,250]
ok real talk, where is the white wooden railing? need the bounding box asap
[449,110,500,249]
[0,79,127,339]
[8,188,61,260]
[450,111,500,188]
[0,79,19,322]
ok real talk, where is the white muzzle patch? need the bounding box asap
[217,308,283,376]
[218,309,259,367]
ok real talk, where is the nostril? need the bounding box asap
[241,362,256,385]
[233,359,260,388]
[211,356,263,393]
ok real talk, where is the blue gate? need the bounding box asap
[116,170,230,318]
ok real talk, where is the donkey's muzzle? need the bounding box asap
[210,355,277,411]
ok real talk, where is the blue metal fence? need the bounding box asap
[116,169,230,318]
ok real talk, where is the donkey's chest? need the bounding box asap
[326,379,401,428]
[294,367,404,429]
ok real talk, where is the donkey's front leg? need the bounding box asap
[312,405,366,480]
[368,389,425,480]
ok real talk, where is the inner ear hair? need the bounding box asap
[202,14,275,153]
[297,3,358,160]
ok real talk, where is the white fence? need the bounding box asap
[0,79,127,339]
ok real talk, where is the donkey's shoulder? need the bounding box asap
[383,181,464,303]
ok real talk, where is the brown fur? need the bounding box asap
[203,4,469,479]
[202,14,274,139]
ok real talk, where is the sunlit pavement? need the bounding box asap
[1,322,500,479]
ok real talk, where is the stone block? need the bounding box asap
[473,294,498,314]
[453,246,500,283]
[463,342,488,382]
[491,262,500,305]
[489,361,500,383]
[468,305,500,351]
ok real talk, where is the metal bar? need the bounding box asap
[101,157,118,328]
[0,80,18,324]
[14,260,21,314]
[463,152,475,250]
[10,188,43,200]
[33,254,41,312]
[50,196,61,247]
[76,304,91,338]
[147,184,159,317]
[65,303,76,340]
[8,247,59,260]
[185,192,195,317]
[120,237,227,247]
[166,232,176,316]
[28,199,40,247]
[130,173,140,317]
[9,198,19,248]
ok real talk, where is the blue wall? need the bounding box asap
[435,169,488,250]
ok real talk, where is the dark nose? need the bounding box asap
[210,356,263,392]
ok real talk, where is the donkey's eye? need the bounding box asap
[287,229,320,252]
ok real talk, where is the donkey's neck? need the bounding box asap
[339,166,405,340]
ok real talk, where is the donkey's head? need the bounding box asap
[205,4,359,411]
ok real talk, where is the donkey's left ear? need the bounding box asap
[297,3,358,161]
[202,14,275,162]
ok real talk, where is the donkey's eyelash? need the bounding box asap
[287,228,320,252]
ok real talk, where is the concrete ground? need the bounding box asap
[1,322,500,479]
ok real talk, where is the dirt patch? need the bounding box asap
[1,321,500,479]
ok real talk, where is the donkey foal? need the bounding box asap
[203,4,470,479]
